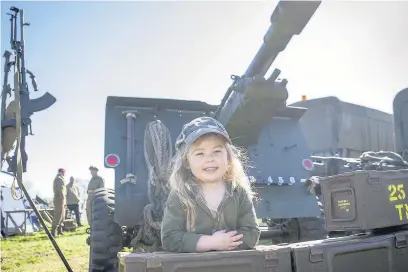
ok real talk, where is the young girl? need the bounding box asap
[161,116,260,253]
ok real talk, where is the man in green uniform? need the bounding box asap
[52,168,66,237]
[86,166,105,226]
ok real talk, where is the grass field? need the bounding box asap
[1,222,275,271]
[1,226,90,272]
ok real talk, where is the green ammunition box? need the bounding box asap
[118,245,292,272]
[320,170,408,231]
[290,231,408,272]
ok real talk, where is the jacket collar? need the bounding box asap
[187,177,235,200]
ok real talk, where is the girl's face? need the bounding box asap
[186,134,229,184]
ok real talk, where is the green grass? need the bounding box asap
[1,219,276,272]
[1,225,90,272]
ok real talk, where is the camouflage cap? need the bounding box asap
[175,116,231,151]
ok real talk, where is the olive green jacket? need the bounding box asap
[161,182,260,253]
[87,175,105,195]
[66,183,80,205]
[53,174,66,201]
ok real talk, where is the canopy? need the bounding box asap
[291,96,394,157]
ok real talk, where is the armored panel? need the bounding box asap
[247,114,322,219]
[291,96,394,156]
[105,96,322,226]
[217,80,289,145]
[320,170,408,231]
[118,246,292,272]
[290,231,408,272]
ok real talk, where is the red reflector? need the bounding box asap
[105,154,120,167]
[302,159,314,171]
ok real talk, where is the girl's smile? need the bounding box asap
[187,133,229,184]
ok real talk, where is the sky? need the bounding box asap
[1,0,407,198]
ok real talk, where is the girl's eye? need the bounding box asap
[195,152,204,156]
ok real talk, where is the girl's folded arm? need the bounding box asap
[161,192,214,253]
[236,189,261,249]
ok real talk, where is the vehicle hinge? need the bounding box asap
[309,247,324,263]
[395,232,407,249]
[146,268,163,272]
[367,176,380,185]
[146,258,163,272]
[264,250,279,268]
[119,173,137,185]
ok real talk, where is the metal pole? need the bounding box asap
[126,113,136,175]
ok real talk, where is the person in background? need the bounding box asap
[86,166,105,226]
[52,168,66,237]
[66,176,82,227]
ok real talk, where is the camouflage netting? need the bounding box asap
[130,120,173,252]
[359,151,408,170]
[315,151,408,180]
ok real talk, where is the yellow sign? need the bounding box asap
[394,204,408,221]
[336,199,351,212]
[388,183,408,221]
[388,184,406,201]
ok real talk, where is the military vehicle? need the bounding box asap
[93,0,408,271]
[292,92,408,239]
[394,88,408,162]
[290,96,395,158]
[304,90,408,182]
[1,3,406,272]
[94,1,328,270]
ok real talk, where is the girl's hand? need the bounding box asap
[211,230,243,251]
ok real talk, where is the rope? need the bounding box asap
[131,119,173,252]
[359,151,408,170]
[401,149,408,163]
[144,120,173,219]
[11,176,23,200]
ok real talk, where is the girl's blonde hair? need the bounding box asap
[168,133,254,231]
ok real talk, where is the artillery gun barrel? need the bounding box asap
[244,0,321,78]
[259,226,284,239]
[215,1,321,119]
[8,13,14,45]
